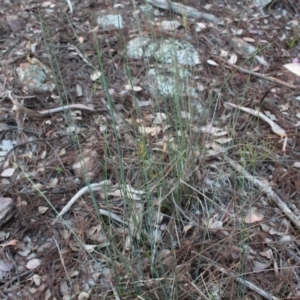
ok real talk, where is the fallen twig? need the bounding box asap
[224,102,288,152]
[145,0,222,23]
[204,257,279,300]
[224,61,297,89]
[66,0,73,13]
[110,280,121,300]
[68,44,94,68]
[8,92,96,119]
[0,270,33,291]
[52,180,126,225]
[224,156,300,231]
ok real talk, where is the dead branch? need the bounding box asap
[52,181,127,226]
[145,0,222,23]
[8,92,96,119]
[224,61,297,89]
[52,181,110,222]
[204,257,280,300]
[225,156,300,231]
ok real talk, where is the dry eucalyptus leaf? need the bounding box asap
[33,274,41,286]
[243,37,255,43]
[48,178,58,187]
[215,137,232,144]
[0,260,13,271]
[293,162,300,168]
[138,125,162,136]
[153,113,167,124]
[38,206,49,214]
[228,53,237,65]
[207,59,219,66]
[76,84,83,97]
[252,260,271,272]
[78,291,90,300]
[260,249,273,259]
[26,258,41,270]
[44,289,51,300]
[282,62,300,84]
[1,168,15,177]
[84,244,96,253]
[244,207,264,224]
[60,280,70,296]
[0,239,18,248]
[125,84,142,91]
[90,70,101,81]
[183,223,193,233]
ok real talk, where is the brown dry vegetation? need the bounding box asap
[0,0,300,299]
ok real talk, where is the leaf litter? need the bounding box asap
[0,0,299,299]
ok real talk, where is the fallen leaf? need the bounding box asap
[252,260,272,272]
[60,280,70,296]
[220,50,228,57]
[243,37,255,43]
[207,59,219,66]
[251,65,260,72]
[32,183,46,191]
[125,84,142,91]
[1,168,15,177]
[260,249,273,259]
[181,111,191,119]
[256,55,268,66]
[215,137,232,144]
[183,223,193,234]
[293,162,300,168]
[202,214,221,229]
[280,235,294,243]
[0,239,18,248]
[228,53,237,65]
[159,20,181,31]
[90,70,101,81]
[76,84,83,96]
[152,228,162,243]
[18,248,31,257]
[201,124,218,134]
[26,258,41,270]
[41,1,52,7]
[196,22,206,29]
[40,151,47,159]
[153,113,167,124]
[138,125,161,136]
[38,206,49,214]
[48,178,58,187]
[282,62,300,84]
[78,291,90,300]
[201,124,228,136]
[44,289,51,300]
[244,207,264,224]
[84,244,96,253]
[69,270,79,278]
[32,274,41,286]
[0,260,13,271]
